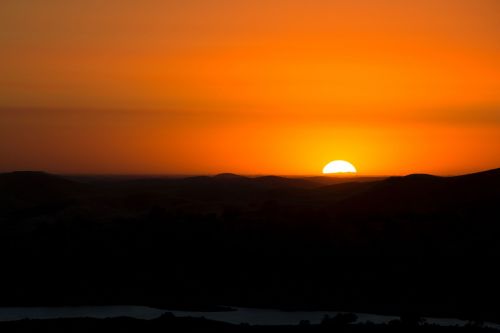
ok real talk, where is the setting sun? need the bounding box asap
[322,160,357,174]
[1,0,499,176]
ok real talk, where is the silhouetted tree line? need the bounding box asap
[0,314,497,333]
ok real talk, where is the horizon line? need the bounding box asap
[2,168,499,179]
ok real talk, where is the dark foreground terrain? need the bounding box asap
[0,313,496,333]
[0,169,499,324]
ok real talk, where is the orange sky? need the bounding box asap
[1,0,499,175]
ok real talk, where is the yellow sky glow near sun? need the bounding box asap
[0,0,499,175]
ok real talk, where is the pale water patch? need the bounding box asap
[170,307,398,325]
[0,306,164,321]
[0,306,498,330]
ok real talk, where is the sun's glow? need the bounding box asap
[323,160,357,174]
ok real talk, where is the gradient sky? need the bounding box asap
[1,0,499,175]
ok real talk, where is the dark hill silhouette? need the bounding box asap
[2,168,498,216]
[1,168,499,322]
[253,175,320,189]
[0,171,89,217]
[311,180,379,202]
[314,168,500,258]
[335,168,500,215]
[304,175,387,186]
[75,173,379,202]
[456,167,500,178]
[213,173,248,179]
[0,171,82,192]
[2,169,498,212]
